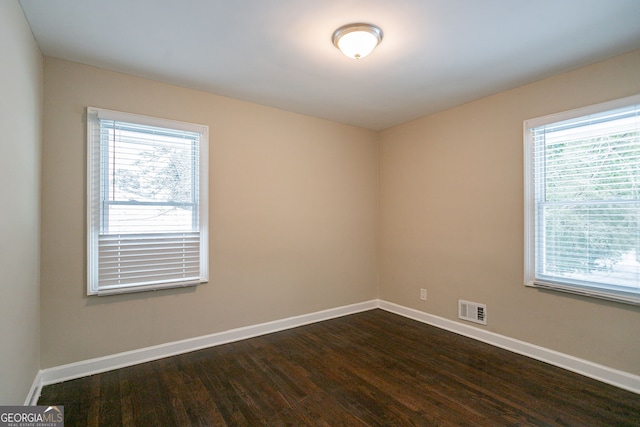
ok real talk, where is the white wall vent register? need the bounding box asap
[458,300,487,325]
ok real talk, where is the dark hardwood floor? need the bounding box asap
[39,309,640,426]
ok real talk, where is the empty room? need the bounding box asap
[2,0,640,425]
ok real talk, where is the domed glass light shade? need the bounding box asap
[332,23,383,59]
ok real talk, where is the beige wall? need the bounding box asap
[0,1,42,404]
[39,46,640,377]
[40,58,379,368]
[379,49,640,374]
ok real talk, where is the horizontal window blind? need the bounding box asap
[98,232,201,289]
[525,96,640,305]
[87,107,208,295]
[98,118,199,234]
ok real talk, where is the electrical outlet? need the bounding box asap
[420,288,427,300]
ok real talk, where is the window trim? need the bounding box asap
[524,94,640,306]
[86,107,209,296]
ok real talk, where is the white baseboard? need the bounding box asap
[24,371,43,405]
[378,300,640,395]
[30,300,378,403]
[29,298,640,404]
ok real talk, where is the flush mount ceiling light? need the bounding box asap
[332,23,383,60]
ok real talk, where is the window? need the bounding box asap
[524,95,640,305]
[87,107,208,295]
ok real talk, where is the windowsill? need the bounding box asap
[526,280,640,306]
[90,280,206,297]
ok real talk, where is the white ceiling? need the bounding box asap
[19,0,640,130]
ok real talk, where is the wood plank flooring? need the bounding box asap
[38,309,640,426]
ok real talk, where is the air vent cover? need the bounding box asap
[458,300,487,325]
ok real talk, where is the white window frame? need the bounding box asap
[524,94,640,305]
[87,107,209,296]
